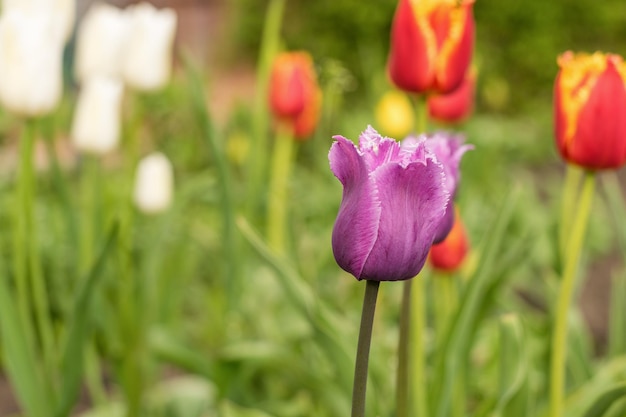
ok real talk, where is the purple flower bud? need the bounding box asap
[329,126,450,281]
[404,132,473,243]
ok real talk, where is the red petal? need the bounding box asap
[567,61,626,169]
[434,3,475,94]
[388,0,433,94]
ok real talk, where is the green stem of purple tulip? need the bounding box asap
[352,280,380,417]
[549,170,595,417]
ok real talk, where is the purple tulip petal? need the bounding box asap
[329,136,382,278]
[433,200,455,244]
[419,132,473,242]
[329,126,457,281]
[359,126,403,169]
[359,153,449,281]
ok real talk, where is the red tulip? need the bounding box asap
[388,0,475,95]
[428,69,475,123]
[269,51,321,139]
[429,209,468,272]
[554,51,626,170]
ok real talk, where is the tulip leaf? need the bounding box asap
[601,173,626,357]
[149,327,216,381]
[581,383,626,417]
[54,222,118,417]
[492,314,528,417]
[183,52,239,304]
[236,216,353,393]
[562,356,626,417]
[567,310,594,387]
[432,186,520,417]
[0,270,52,417]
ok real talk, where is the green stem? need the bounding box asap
[352,280,380,417]
[248,0,287,219]
[549,170,595,417]
[558,164,583,263]
[434,274,456,345]
[79,156,101,275]
[414,95,429,134]
[20,120,56,386]
[13,121,37,357]
[117,92,144,417]
[410,275,428,417]
[266,124,295,254]
[396,280,411,417]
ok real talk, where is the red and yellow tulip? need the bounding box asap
[388,0,475,95]
[428,69,475,123]
[554,51,626,170]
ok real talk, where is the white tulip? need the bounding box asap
[0,11,65,117]
[122,2,177,91]
[2,0,76,42]
[71,76,124,155]
[133,153,174,214]
[74,3,130,83]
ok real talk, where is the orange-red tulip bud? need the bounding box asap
[554,51,626,170]
[388,0,475,95]
[293,87,322,139]
[428,69,475,123]
[429,211,468,272]
[269,51,321,139]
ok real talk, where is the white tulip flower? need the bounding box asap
[0,11,65,117]
[133,153,174,214]
[74,3,131,83]
[71,76,124,155]
[2,0,76,42]
[122,2,177,91]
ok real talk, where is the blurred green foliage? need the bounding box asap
[233,0,626,111]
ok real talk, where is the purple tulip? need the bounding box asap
[404,132,473,243]
[329,126,450,281]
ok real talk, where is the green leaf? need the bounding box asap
[236,216,353,393]
[54,222,119,417]
[567,311,594,386]
[562,356,626,417]
[432,186,521,417]
[582,383,626,417]
[149,327,216,381]
[183,52,238,302]
[493,314,528,417]
[0,269,52,417]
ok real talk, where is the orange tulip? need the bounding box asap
[554,51,626,170]
[388,0,475,95]
[429,210,468,272]
[428,69,475,123]
[269,51,321,139]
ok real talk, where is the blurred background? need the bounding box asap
[2,0,626,415]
